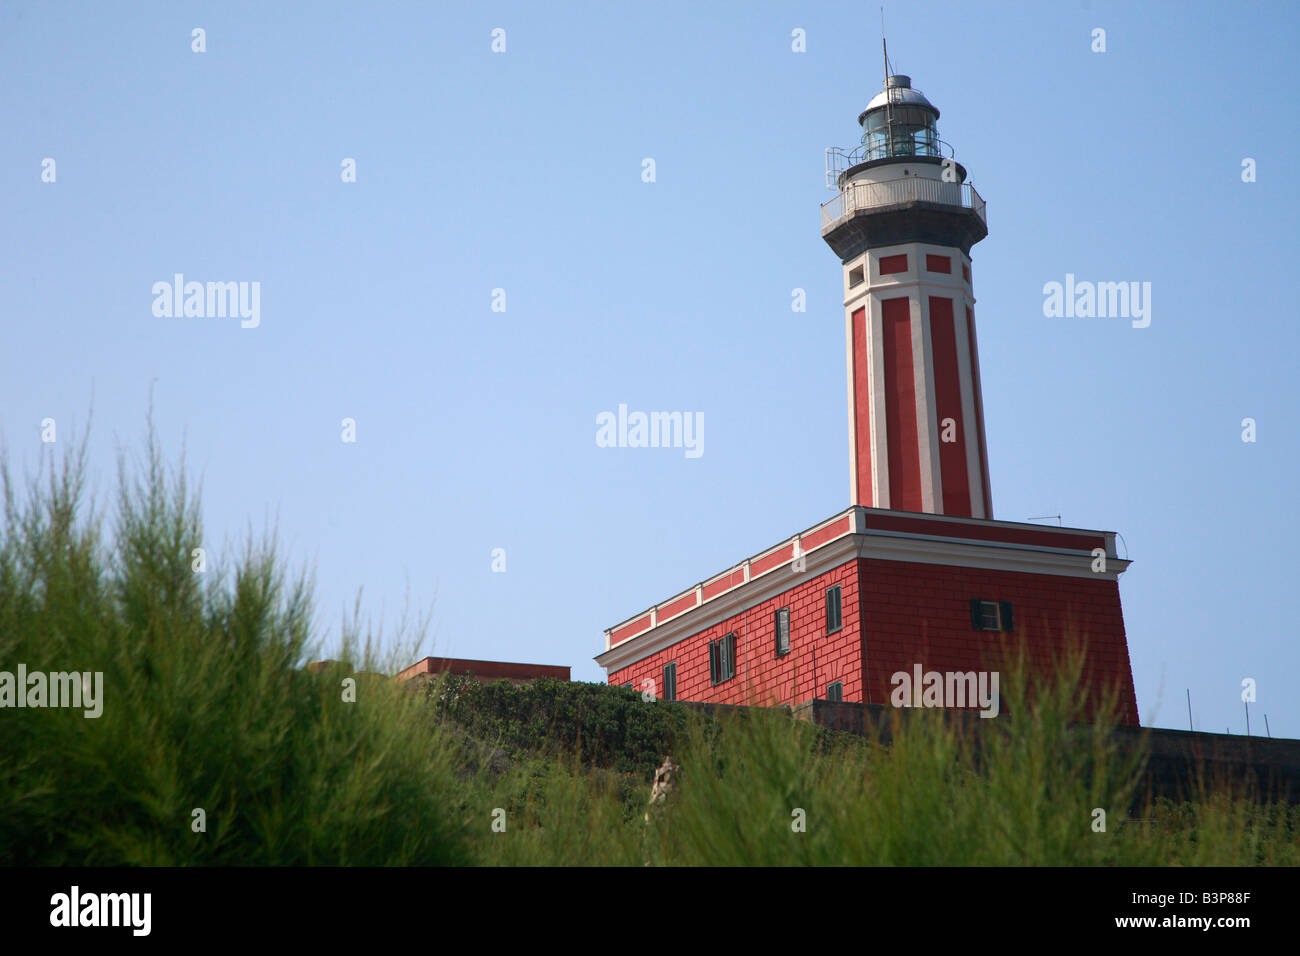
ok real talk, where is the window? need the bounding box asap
[826,681,843,703]
[662,662,677,702]
[848,264,865,288]
[774,608,791,656]
[970,599,1014,632]
[708,632,737,685]
[825,585,842,633]
[925,254,951,274]
[879,254,908,275]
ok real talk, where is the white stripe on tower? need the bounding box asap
[967,307,994,517]
[845,305,858,504]
[914,291,941,514]
[953,300,985,518]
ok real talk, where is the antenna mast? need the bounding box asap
[881,9,892,133]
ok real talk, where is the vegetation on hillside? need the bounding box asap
[1,429,1294,865]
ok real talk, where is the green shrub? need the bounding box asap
[3,423,1293,867]
[0,428,468,865]
[427,673,690,781]
[458,644,1299,866]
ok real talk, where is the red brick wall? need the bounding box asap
[857,558,1139,725]
[608,555,1139,726]
[608,559,862,707]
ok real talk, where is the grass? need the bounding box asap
[1,426,1295,865]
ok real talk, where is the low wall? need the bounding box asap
[790,700,1300,805]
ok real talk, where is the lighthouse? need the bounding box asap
[596,66,1140,728]
[823,73,992,517]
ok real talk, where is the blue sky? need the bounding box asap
[2,0,1297,737]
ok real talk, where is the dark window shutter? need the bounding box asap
[708,641,718,684]
[1000,602,1014,632]
[970,599,983,630]
[775,609,789,655]
[726,632,737,679]
[826,586,842,632]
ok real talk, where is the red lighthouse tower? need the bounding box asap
[825,73,992,518]
[597,69,1141,727]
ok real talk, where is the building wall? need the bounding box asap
[857,558,1139,725]
[607,559,862,707]
[395,657,570,684]
[607,553,1139,726]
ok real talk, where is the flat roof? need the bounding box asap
[395,656,571,683]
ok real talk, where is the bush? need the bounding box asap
[427,673,690,781]
[4,424,1294,867]
[0,428,468,865]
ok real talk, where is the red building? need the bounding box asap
[396,657,570,686]
[596,72,1140,725]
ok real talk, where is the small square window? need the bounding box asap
[879,254,908,275]
[826,681,843,703]
[970,599,1014,632]
[848,264,865,288]
[825,585,842,634]
[774,608,791,656]
[979,601,1000,630]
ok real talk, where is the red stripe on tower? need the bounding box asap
[928,296,972,516]
[882,296,922,512]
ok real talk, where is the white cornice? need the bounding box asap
[595,526,1131,673]
[596,536,858,673]
[601,505,1121,641]
[861,532,1129,579]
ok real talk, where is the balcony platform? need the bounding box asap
[822,178,988,260]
